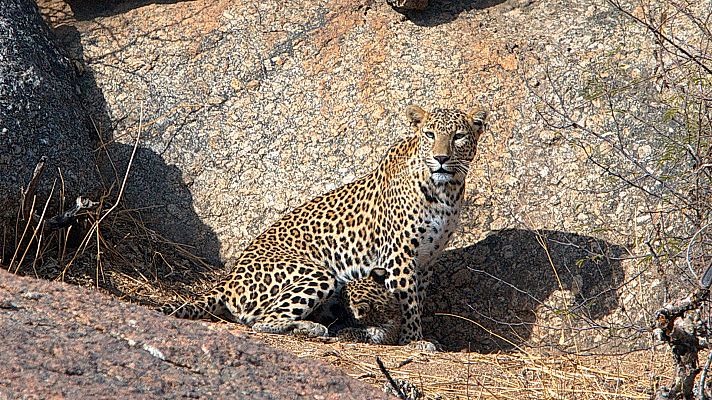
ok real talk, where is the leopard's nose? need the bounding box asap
[433,155,450,165]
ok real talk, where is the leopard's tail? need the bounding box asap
[161,287,228,321]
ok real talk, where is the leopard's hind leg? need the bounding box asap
[251,262,336,338]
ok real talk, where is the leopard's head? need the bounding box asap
[406,105,487,184]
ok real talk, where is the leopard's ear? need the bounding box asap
[370,267,388,284]
[468,108,488,133]
[405,104,427,128]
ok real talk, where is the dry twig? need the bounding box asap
[653,260,712,399]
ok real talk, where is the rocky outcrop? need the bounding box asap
[30,0,705,354]
[0,0,100,232]
[0,269,391,399]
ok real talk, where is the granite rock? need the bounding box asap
[29,0,707,353]
[0,269,392,399]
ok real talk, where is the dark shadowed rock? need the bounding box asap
[0,0,100,231]
[0,270,392,399]
[388,0,429,10]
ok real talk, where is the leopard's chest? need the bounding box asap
[415,203,460,264]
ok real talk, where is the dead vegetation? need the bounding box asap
[1,124,220,309]
[227,322,666,399]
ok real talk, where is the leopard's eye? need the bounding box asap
[453,132,467,141]
[423,130,435,140]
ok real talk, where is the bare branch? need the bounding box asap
[607,0,712,76]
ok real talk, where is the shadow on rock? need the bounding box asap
[424,229,625,353]
[399,0,509,27]
[48,22,222,298]
[103,145,223,265]
[64,0,187,20]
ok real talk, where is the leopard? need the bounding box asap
[335,267,401,345]
[162,104,487,350]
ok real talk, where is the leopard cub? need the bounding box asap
[336,268,402,345]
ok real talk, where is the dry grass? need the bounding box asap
[4,200,218,302]
[2,156,220,311]
[232,323,668,399]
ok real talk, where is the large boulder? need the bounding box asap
[33,0,706,353]
[0,269,391,399]
[0,0,100,238]
[1,0,222,295]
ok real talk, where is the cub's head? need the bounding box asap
[342,268,392,322]
[406,105,487,184]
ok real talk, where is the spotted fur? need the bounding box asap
[163,105,487,345]
[336,268,401,345]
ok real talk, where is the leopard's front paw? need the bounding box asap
[291,321,329,338]
[405,339,441,352]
